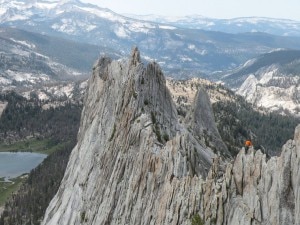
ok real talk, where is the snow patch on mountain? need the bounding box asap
[180,55,192,62]
[0,8,7,16]
[10,38,36,48]
[20,80,87,102]
[158,25,176,30]
[55,19,97,34]
[0,77,11,85]
[127,21,154,33]
[114,26,129,38]
[10,46,30,56]
[243,58,257,67]
[36,2,57,10]
[75,6,126,23]
[6,70,50,83]
[5,14,28,22]
[188,44,196,50]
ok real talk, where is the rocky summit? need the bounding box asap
[42,48,226,225]
[42,48,300,225]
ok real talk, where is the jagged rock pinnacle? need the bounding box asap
[185,87,230,157]
[130,46,141,66]
[42,50,300,225]
[42,50,219,225]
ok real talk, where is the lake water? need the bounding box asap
[0,152,47,179]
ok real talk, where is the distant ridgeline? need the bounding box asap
[222,49,300,117]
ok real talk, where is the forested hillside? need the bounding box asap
[0,91,82,225]
[0,92,81,144]
[212,92,300,156]
[0,142,73,225]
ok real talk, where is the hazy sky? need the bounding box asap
[81,0,300,21]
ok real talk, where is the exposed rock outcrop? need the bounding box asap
[199,125,300,225]
[0,101,8,118]
[236,65,300,117]
[42,48,300,225]
[42,48,225,225]
[185,87,229,157]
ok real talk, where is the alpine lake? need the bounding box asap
[0,139,63,207]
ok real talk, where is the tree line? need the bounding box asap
[212,94,300,156]
[0,91,82,144]
[0,91,82,225]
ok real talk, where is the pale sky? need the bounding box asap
[81,0,300,21]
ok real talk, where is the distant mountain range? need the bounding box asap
[222,49,300,87]
[0,26,106,90]
[1,0,300,117]
[126,14,300,37]
[1,0,300,77]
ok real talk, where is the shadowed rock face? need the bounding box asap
[42,48,226,225]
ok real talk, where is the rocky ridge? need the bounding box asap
[42,49,300,225]
[200,124,300,225]
[42,48,227,225]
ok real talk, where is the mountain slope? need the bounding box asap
[0,27,107,72]
[0,27,104,90]
[2,0,300,75]
[42,48,228,225]
[222,49,300,116]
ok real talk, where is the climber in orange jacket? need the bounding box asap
[245,140,253,153]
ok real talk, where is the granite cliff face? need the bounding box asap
[42,48,300,225]
[42,48,225,225]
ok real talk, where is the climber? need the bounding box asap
[244,139,253,153]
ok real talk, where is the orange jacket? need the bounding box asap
[245,140,252,147]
